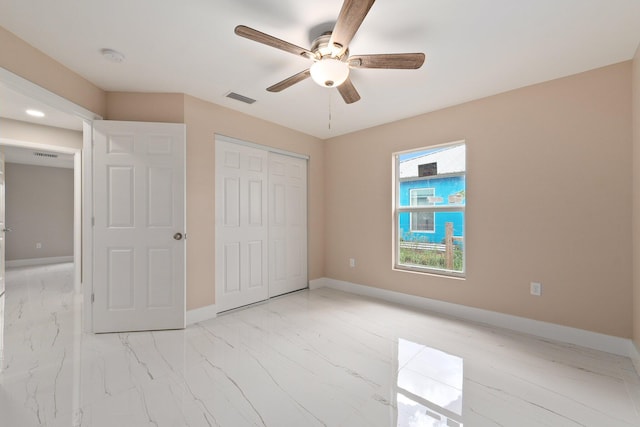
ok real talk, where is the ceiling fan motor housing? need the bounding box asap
[311,32,348,60]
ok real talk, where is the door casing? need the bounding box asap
[0,67,100,332]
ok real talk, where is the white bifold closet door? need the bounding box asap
[215,139,307,312]
[268,152,307,297]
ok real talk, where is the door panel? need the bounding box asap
[108,166,135,227]
[223,242,241,293]
[108,248,134,309]
[248,180,263,225]
[247,240,262,288]
[215,140,268,312]
[148,167,174,226]
[223,177,240,227]
[148,248,173,307]
[93,121,185,333]
[268,153,307,297]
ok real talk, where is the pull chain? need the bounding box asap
[328,90,332,130]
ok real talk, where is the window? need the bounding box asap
[394,142,466,276]
[410,188,434,206]
[409,188,435,232]
[418,162,437,177]
[411,212,435,232]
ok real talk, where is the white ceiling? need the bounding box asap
[0,82,83,131]
[1,0,639,139]
[1,144,74,169]
[0,83,78,168]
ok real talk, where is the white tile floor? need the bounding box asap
[1,263,639,426]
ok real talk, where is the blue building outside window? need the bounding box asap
[399,175,465,244]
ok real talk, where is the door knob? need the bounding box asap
[173,232,183,241]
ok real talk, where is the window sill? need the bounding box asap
[393,264,466,280]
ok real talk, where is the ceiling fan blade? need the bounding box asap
[337,77,361,104]
[267,69,311,92]
[235,25,314,59]
[349,53,425,69]
[329,0,376,54]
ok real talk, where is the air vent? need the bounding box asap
[226,92,256,104]
[33,152,58,159]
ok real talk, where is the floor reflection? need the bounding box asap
[3,265,638,426]
[396,338,464,427]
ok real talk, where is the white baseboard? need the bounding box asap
[631,340,640,376]
[6,256,74,268]
[310,277,635,358]
[186,303,217,325]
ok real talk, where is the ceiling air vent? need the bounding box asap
[33,152,59,159]
[226,92,256,104]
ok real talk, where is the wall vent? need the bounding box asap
[226,92,256,104]
[33,152,59,159]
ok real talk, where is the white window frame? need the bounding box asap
[393,142,466,277]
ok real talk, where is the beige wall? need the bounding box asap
[2,25,638,338]
[102,92,325,311]
[5,163,74,261]
[633,45,640,349]
[0,27,106,117]
[324,62,633,338]
[0,118,83,150]
[106,92,185,123]
[183,95,324,310]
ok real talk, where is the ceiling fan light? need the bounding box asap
[310,58,349,88]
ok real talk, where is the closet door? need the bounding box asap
[268,153,307,297]
[215,140,269,312]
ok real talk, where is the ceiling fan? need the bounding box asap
[235,0,425,104]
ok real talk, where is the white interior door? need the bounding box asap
[92,121,186,333]
[268,153,307,297]
[215,139,268,312]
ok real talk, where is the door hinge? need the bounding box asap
[92,217,95,226]
[91,293,95,304]
[184,233,187,240]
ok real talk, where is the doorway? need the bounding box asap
[0,67,98,336]
[0,106,83,295]
[1,145,77,269]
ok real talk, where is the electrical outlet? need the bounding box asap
[349,258,356,268]
[36,242,42,249]
[530,282,541,296]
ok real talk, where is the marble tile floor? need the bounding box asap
[1,263,639,427]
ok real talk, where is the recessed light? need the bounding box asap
[26,109,45,118]
[101,48,125,63]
